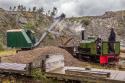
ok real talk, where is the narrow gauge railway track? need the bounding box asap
[0,71,124,83]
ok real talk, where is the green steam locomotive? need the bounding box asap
[73,36,120,65]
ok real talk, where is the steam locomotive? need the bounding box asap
[73,30,120,65]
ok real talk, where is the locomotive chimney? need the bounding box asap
[81,26,85,40]
[81,30,84,40]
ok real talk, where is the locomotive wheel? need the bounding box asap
[78,54,82,60]
[90,56,99,63]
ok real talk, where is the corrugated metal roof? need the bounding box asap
[7,29,23,32]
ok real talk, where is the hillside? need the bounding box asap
[0,8,52,49]
[62,10,125,43]
[0,8,125,49]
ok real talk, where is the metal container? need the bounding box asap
[7,29,34,49]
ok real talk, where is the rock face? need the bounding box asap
[57,11,125,45]
[86,17,119,41]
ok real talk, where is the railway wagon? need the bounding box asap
[74,36,120,64]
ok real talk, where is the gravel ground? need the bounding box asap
[2,46,125,69]
[2,46,88,67]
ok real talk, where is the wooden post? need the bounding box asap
[41,60,45,72]
[40,55,49,72]
[0,57,1,63]
[28,63,32,75]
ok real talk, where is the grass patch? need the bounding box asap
[32,68,59,83]
[0,43,4,51]
[23,22,35,30]
[0,49,16,56]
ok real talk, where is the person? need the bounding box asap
[108,28,116,53]
[96,35,102,54]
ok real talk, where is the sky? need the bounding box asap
[0,0,125,17]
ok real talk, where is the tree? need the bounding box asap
[20,5,24,11]
[48,10,51,16]
[13,6,16,11]
[28,8,31,12]
[51,7,58,17]
[53,7,57,13]
[18,5,21,11]
[38,7,44,14]
[33,6,36,12]
[23,6,26,11]
[9,6,12,11]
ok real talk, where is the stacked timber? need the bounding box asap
[0,63,29,75]
[65,69,110,78]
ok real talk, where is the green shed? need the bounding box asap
[7,29,33,48]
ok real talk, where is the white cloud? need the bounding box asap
[0,0,125,17]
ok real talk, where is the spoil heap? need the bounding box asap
[2,46,86,67]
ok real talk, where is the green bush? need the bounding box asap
[23,22,35,29]
[81,19,90,26]
[0,43,4,51]
[32,68,46,80]
[32,68,58,83]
